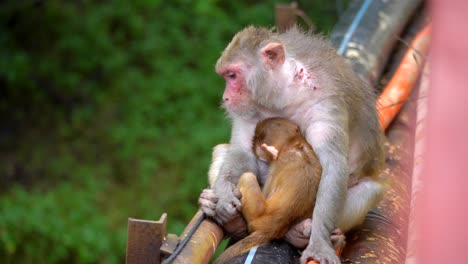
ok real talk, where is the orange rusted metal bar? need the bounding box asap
[126,214,167,264]
[377,25,431,130]
[162,210,224,263]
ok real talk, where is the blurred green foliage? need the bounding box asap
[0,0,343,263]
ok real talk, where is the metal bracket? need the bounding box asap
[126,213,167,264]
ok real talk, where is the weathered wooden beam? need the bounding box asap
[126,213,167,264]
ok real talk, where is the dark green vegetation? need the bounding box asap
[0,1,344,263]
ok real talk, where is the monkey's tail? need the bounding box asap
[213,231,271,264]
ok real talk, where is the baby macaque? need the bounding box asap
[214,117,344,263]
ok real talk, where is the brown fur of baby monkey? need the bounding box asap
[214,117,322,264]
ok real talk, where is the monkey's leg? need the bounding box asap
[238,172,266,224]
[338,178,385,232]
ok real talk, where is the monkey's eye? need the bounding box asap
[226,71,236,79]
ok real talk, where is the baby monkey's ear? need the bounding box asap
[261,143,279,160]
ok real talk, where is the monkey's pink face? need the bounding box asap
[217,64,253,113]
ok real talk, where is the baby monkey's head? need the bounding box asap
[252,117,302,162]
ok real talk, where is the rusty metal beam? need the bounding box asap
[126,214,167,264]
[162,210,224,264]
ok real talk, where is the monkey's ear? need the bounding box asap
[261,43,285,70]
[261,143,279,160]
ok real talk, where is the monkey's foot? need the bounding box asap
[198,189,218,217]
[215,184,243,223]
[284,218,312,249]
[223,212,248,239]
[331,228,346,251]
[300,243,341,264]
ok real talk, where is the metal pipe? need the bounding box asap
[331,0,422,85]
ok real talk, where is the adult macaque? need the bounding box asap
[214,117,345,264]
[200,26,385,264]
